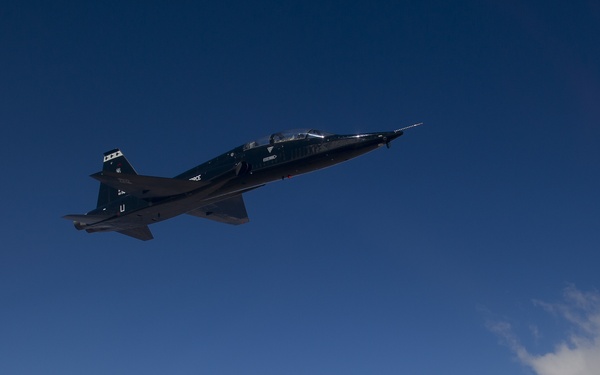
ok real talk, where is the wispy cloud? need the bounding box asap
[488,285,600,375]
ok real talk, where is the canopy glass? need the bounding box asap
[243,129,332,150]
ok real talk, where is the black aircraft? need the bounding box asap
[64,124,421,240]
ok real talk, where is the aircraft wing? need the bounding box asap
[186,195,249,225]
[91,171,206,199]
[117,226,154,241]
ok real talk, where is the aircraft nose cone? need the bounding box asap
[383,131,399,140]
[379,130,403,146]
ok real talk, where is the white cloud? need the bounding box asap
[488,285,600,375]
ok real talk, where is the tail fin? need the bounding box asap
[97,149,138,208]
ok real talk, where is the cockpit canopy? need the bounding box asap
[243,129,332,150]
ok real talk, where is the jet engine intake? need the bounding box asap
[235,161,252,176]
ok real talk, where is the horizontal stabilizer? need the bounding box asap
[62,213,109,225]
[187,195,249,225]
[91,171,206,199]
[117,226,154,241]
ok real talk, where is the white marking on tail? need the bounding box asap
[104,150,123,162]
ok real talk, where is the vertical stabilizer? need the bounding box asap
[97,149,138,208]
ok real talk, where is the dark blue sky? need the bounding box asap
[2,1,599,374]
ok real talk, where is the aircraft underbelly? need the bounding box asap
[95,185,259,231]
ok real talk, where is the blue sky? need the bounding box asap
[1,1,599,374]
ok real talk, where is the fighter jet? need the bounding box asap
[64,124,422,240]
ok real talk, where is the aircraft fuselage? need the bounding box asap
[65,127,419,240]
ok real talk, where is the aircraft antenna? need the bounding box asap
[395,122,423,133]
